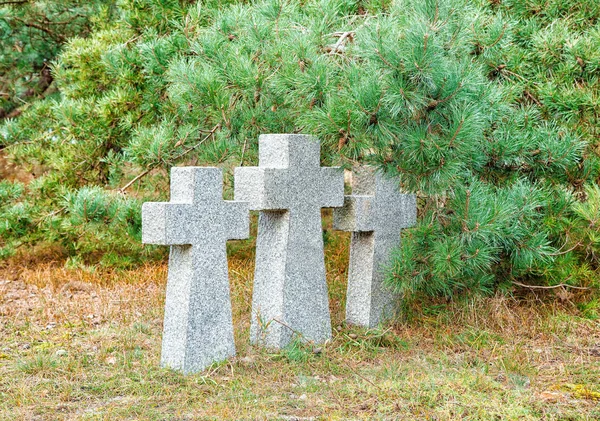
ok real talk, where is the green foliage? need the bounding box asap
[469,0,600,294]
[57,186,153,267]
[0,0,113,118]
[569,184,600,275]
[281,337,314,363]
[474,0,600,177]
[0,0,598,297]
[0,180,33,257]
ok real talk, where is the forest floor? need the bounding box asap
[1,230,599,420]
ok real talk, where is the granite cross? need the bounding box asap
[235,134,344,349]
[142,167,249,374]
[334,167,416,328]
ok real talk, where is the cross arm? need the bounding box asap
[234,167,289,211]
[333,195,375,232]
[142,202,191,246]
[398,194,418,228]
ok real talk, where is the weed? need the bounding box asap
[280,337,314,364]
[16,355,59,376]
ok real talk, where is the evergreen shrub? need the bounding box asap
[1,0,598,297]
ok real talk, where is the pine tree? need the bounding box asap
[0,1,114,118]
[1,0,597,296]
[471,0,600,291]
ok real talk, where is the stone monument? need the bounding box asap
[334,167,416,328]
[142,167,249,374]
[234,134,344,349]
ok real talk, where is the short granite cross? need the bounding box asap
[235,134,344,349]
[142,167,249,374]
[334,167,416,328]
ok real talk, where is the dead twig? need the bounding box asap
[547,241,581,256]
[511,281,590,291]
[524,90,542,107]
[326,31,354,54]
[270,318,304,337]
[340,357,382,391]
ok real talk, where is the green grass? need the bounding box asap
[1,296,599,420]
[1,226,599,420]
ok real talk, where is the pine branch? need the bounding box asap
[118,168,152,194]
[462,190,470,232]
[13,17,67,42]
[118,124,220,193]
[485,24,507,49]
[524,90,542,107]
[448,119,464,148]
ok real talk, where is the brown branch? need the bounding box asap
[501,68,527,82]
[485,24,507,49]
[524,90,542,107]
[462,189,470,232]
[448,118,464,148]
[118,124,220,193]
[239,135,248,166]
[0,1,29,5]
[327,31,354,55]
[375,48,394,69]
[547,241,582,256]
[340,355,382,391]
[118,168,152,193]
[511,281,590,291]
[171,123,220,161]
[0,141,33,149]
[427,82,464,111]
[270,318,303,336]
[14,17,67,42]
[42,14,86,26]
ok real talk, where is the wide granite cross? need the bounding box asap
[334,167,416,328]
[235,134,344,349]
[142,167,249,374]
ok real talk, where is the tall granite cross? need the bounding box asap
[235,134,344,349]
[334,167,416,328]
[142,167,249,374]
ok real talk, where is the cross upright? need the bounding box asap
[142,167,249,374]
[334,167,416,328]
[235,134,344,349]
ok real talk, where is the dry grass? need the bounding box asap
[1,219,599,420]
